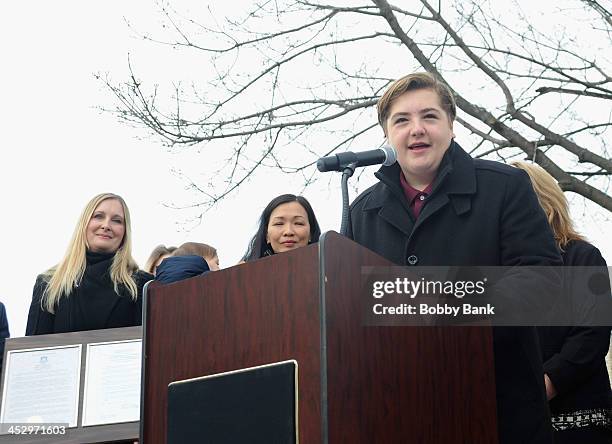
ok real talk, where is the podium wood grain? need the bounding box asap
[322,233,497,442]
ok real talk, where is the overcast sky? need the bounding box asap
[1,1,610,337]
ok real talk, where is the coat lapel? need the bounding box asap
[413,192,450,233]
[367,164,414,237]
[378,203,413,237]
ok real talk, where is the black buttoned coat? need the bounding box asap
[539,240,612,421]
[348,141,562,444]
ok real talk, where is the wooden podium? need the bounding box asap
[141,231,498,443]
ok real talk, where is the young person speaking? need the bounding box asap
[348,72,562,444]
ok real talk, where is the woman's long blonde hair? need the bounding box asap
[512,162,584,250]
[42,193,139,313]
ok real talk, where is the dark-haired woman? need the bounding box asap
[242,194,321,262]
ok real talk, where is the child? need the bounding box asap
[155,242,219,284]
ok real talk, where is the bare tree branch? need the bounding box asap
[536,86,612,100]
[102,0,612,212]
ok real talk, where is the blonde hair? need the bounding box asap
[144,244,177,274]
[377,72,456,136]
[512,162,585,249]
[172,242,217,260]
[42,193,139,313]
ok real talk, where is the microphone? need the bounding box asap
[317,145,397,172]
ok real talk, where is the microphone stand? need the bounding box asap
[317,145,395,235]
[340,161,358,236]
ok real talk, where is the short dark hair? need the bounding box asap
[242,194,321,262]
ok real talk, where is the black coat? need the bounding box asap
[0,302,9,370]
[348,141,562,444]
[26,252,153,335]
[539,240,612,413]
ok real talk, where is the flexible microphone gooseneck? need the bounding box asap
[316,146,397,236]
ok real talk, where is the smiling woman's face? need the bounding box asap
[85,198,125,253]
[266,201,311,254]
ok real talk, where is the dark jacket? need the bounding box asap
[0,302,9,370]
[348,141,562,444]
[155,255,210,285]
[25,251,153,335]
[539,240,612,413]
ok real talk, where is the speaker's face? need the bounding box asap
[387,88,454,189]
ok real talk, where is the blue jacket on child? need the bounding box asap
[155,255,210,284]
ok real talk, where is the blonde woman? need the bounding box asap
[26,193,153,335]
[514,162,612,443]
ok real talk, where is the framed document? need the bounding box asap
[81,339,142,426]
[0,344,82,428]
